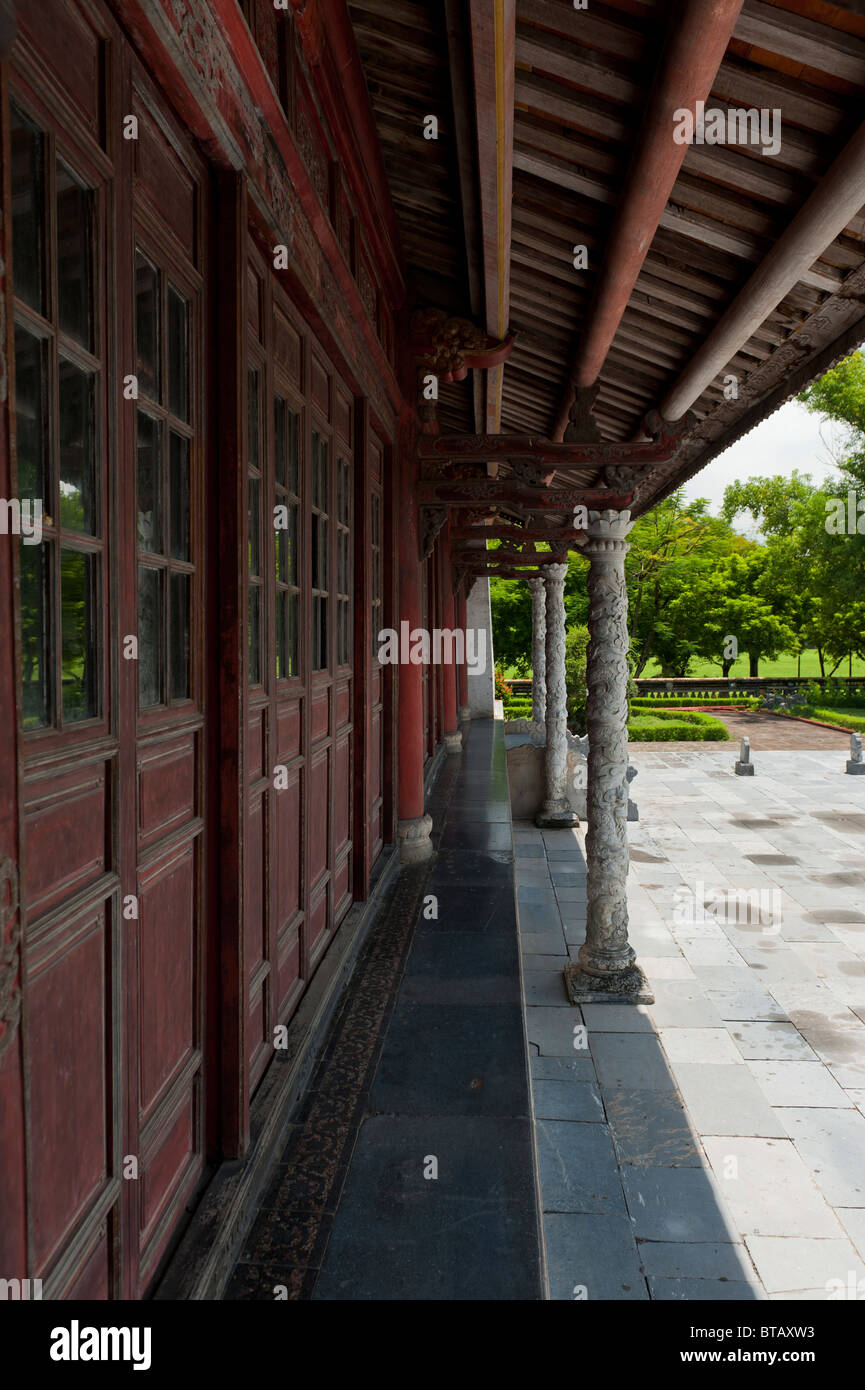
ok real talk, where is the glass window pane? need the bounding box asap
[248,585,261,685]
[138,565,163,707]
[289,506,298,587]
[248,476,260,576]
[169,433,190,560]
[14,327,47,504]
[276,526,287,584]
[59,359,96,534]
[56,161,93,350]
[19,540,50,729]
[170,572,190,701]
[248,367,260,471]
[167,287,189,422]
[274,396,287,489]
[10,106,45,315]
[135,253,160,401]
[288,593,298,678]
[61,548,98,721]
[137,412,161,553]
[276,589,286,681]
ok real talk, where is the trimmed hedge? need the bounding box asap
[628,709,729,742]
[632,695,760,709]
[792,706,865,733]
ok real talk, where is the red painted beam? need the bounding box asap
[469,0,515,432]
[299,0,406,307]
[551,0,744,439]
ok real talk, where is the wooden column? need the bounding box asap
[441,526,462,752]
[396,413,432,861]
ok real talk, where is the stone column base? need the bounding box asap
[397,813,434,863]
[846,761,865,775]
[536,804,579,829]
[444,730,463,754]
[734,761,755,776]
[563,961,654,1005]
[459,705,471,723]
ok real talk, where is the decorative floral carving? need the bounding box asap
[419,506,448,560]
[410,308,513,382]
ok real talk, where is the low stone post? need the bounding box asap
[847,732,865,775]
[735,737,754,776]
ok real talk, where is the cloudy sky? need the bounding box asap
[680,396,850,531]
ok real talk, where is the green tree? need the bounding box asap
[564,623,589,732]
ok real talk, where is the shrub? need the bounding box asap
[565,624,590,733]
[628,709,729,742]
[494,666,512,701]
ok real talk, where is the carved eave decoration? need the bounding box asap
[410,307,515,383]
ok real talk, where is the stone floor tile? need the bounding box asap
[580,1003,655,1033]
[776,1106,865,1207]
[746,1059,852,1108]
[673,1063,787,1137]
[532,1078,605,1123]
[702,1136,843,1239]
[544,1213,648,1300]
[620,1166,736,1242]
[744,1235,865,1295]
[637,1240,754,1283]
[648,1276,762,1300]
[728,1021,816,1061]
[531,1054,596,1083]
[526,1004,585,1056]
[591,1032,678,1092]
[535,1120,625,1215]
[605,1088,703,1168]
[523,969,571,1007]
[660,1028,742,1064]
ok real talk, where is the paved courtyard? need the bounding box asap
[518,739,865,1300]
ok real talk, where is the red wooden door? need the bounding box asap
[6,3,213,1298]
[123,57,210,1294]
[244,242,356,1096]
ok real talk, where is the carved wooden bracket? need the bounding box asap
[410,308,514,384]
[419,505,448,561]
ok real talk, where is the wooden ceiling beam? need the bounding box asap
[469,0,515,433]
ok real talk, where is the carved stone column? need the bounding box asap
[527,576,546,727]
[535,563,578,829]
[564,510,653,1004]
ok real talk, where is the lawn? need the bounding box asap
[638,649,865,680]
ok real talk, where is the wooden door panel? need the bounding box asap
[64,1226,112,1300]
[27,906,112,1272]
[23,762,110,918]
[275,768,302,929]
[137,842,197,1115]
[308,748,329,890]
[244,793,266,982]
[139,1086,197,1253]
[137,735,197,849]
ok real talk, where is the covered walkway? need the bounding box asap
[223,721,865,1301]
[225,720,544,1300]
